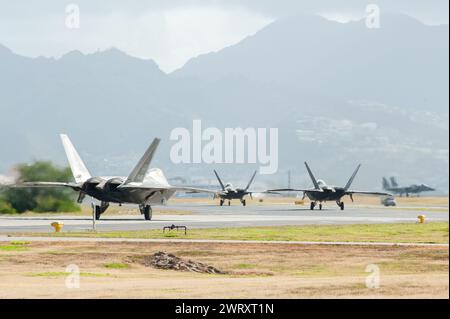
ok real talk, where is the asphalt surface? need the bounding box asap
[0,203,448,233]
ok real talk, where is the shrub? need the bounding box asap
[1,161,79,213]
[0,200,17,214]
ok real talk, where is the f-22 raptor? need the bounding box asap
[213,170,257,206]
[19,135,213,220]
[270,162,390,210]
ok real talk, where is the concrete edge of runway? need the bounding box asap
[1,236,448,247]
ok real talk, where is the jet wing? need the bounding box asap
[346,190,392,196]
[118,184,217,194]
[14,182,82,191]
[267,188,323,193]
[169,186,218,194]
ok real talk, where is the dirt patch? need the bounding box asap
[143,251,226,274]
[0,241,447,298]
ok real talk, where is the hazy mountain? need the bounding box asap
[0,15,448,193]
[174,14,449,113]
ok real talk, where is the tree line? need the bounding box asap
[0,161,80,214]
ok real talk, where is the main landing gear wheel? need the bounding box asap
[220,199,224,206]
[144,206,152,220]
[319,203,323,210]
[228,201,231,206]
[338,202,345,211]
[242,199,246,206]
[140,205,153,221]
[310,202,316,210]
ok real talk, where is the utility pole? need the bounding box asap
[288,170,292,197]
[91,202,96,231]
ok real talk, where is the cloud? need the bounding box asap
[0,3,273,72]
[0,1,447,72]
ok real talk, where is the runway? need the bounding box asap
[0,203,448,233]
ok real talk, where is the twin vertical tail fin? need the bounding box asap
[245,171,257,191]
[382,177,390,190]
[60,135,160,185]
[60,134,91,184]
[214,170,226,191]
[344,164,361,191]
[304,162,321,190]
[125,138,161,184]
[390,176,399,187]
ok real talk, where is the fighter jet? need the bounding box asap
[17,134,213,220]
[213,170,257,206]
[269,162,390,210]
[382,177,435,197]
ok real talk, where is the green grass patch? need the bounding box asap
[234,263,257,269]
[0,244,29,251]
[10,241,30,246]
[12,222,449,244]
[104,262,130,269]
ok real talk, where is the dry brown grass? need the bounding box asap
[0,241,447,298]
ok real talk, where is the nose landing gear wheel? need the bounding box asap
[95,206,102,220]
[93,202,109,220]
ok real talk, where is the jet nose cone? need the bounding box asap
[422,184,435,191]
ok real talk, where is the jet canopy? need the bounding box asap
[317,180,327,188]
[225,183,234,191]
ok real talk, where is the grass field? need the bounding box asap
[14,222,449,244]
[0,240,447,298]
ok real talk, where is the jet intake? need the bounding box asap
[98,178,124,192]
[77,177,105,203]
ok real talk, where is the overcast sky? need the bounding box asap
[0,1,448,72]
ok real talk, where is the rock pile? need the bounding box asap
[145,251,226,274]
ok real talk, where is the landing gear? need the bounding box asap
[139,204,152,221]
[319,203,323,210]
[241,199,247,206]
[228,201,231,206]
[310,202,316,210]
[337,201,345,211]
[219,199,224,206]
[95,206,101,220]
[93,202,109,220]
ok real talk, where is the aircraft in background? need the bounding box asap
[382,177,435,197]
[269,162,391,210]
[16,135,214,220]
[213,170,257,206]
